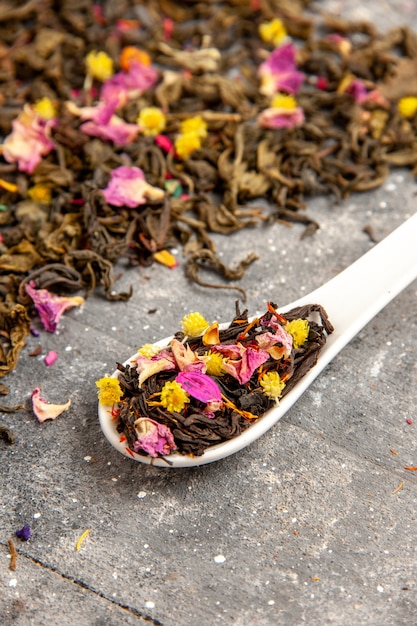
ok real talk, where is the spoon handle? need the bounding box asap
[281,211,417,375]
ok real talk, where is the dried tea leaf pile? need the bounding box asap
[1,1,417,377]
[98,302,334,459]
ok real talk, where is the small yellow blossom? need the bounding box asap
[137,343,161,358]
[271,93,297,110]
[259,18,287,47]
[203,351,225,377]
[96,376,123,405]
[398,96,417,119]
[137,107,166,136]
[260,371,286,401]
[160,380,190,413]
[175,132,201,159]
[285,318,310,349]
[180,116,208,139]
[181,312,209,337]
[28,183,52,204]
[86,50,114,81]
[33,97,57,120]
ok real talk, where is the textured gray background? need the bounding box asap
[1,1,417,625]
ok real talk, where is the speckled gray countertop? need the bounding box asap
[1,2,417,625]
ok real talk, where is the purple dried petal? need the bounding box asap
[15,525,31,541]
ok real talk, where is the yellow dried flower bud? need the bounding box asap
[180,116,207,139]
[96,376,123,405]
[137,107,166,136]
[398,96,417,119]
[181,312,209,337]
[137,343,161,358]
[27,184,52,204]
[260,371,285,401]
[271,93,297,110]
[160,381,189,413]
[203,351,225,377]
[175,132,201,159]
[33,97,57,120]
[259,18,287,47]
[86,50,114,81]
[284,318,310,349]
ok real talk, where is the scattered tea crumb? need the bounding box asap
[0,423,16,444]
[8,538,17,571]
[392,482,404,494]
[29,345,42,357]
[75,529,91,552]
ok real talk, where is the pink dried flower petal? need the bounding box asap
[25,281,84,333]
[2,105,56,173]
[257,106,304,129]
[31,388,71,423]
[170,338,205,373]
[155,134,174,152]
[133,417,177,457]
[258,43,305,96]
[136,350,176,386]
[101,62,158,108]
[44,350,58,366]
[102,165,164,207]
[176,371,222,405]
[256,328,293,358]
[212,344,270,384]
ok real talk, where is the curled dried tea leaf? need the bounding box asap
[185,250,258,301]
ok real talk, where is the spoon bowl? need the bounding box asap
[99,213,417,467]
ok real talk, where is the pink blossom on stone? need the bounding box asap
[101,62,158,108]
[133,417,177,457]
[31,388,71,423]
[25,281,84,333]
[44,350,58,366]
[102,166,165,207]
[2,105,56,173]
[258,43,305,96]
[257,105,304,129]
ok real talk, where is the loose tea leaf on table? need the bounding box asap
[97,302,334,459]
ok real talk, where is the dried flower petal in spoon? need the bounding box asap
[96,302,333,462]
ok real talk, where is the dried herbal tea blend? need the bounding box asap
[96,302,334,459]
[1,1,417,378]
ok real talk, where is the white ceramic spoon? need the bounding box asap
[99,212,417,468]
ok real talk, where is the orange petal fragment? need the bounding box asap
[202,321,220,346]
[153,249,178,268]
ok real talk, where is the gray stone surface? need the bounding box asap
[1,2,417,625]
